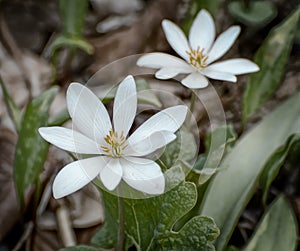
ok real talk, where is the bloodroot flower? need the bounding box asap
[137,9,259,89]
[39,75,187,198]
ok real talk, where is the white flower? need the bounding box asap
[39,75,187,198]
[137,9,259,89]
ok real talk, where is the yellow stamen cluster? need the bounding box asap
[187,47,208,70]
[101,129,127,158]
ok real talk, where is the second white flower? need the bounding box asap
[137,9,259,89]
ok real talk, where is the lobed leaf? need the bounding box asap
[175,125,237,232]
[93,182,219,250]
[158,216,219,251]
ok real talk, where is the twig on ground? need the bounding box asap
[12,221,34,251]
[56,199,77,247]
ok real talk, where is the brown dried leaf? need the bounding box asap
[89,0,182,74]
[37,184,104,230]
[0,129,20,241]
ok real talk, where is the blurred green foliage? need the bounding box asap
[243,7,300,123]
[14,87,58,210]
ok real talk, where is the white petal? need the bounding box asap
[113,75,137,138]
[100,158,123,191]
[52,157,105,199]
[121,157,165,194]
[137,53,193,71]
[162,20,190,62]
[155,68,192,79]
[124,131,176,156]
[181,73,209,89]
[206,59,260,75]
[189,9,215,53]
[155,68,180,79]
[39,127,103,154]
[67,83,112,145]
[207,26,241,64]
[201,68,237,82]
[127,105,187,145]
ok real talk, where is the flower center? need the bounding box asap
[187,47,208,70]
[101,129,127,158]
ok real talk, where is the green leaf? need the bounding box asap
[227,246,240,251]
[160,126,197,168]
[189,125,236,186]
[200,91,300,251]
[91,182,118,249]
[59,0,88,37]
[0,77,21,132]
[50,35,94,56]
[48,108,70,126]
[261,134,300,205]
[228,1,277,26]
[195,0,224,17]
[195,124,236,170]
[183,0,224,33]
[48,0,93,56]
[243,196,298,251]
[14,87,59,208]
[243,7,300,123]
[135,79,162,107]
[158,216,219,250]
[295,26,300,43]
[175,126,237,232]
[93,182,219,250]
[102,78,162,108]
[204,125,237,154]
[59,245,100,251]
[285,136,300,168]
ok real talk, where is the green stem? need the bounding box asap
[157,158,168,172]
[117,191,125,251]
[189,91,196,114]
[187,91,197,128]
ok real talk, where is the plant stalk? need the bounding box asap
[117,191,125,251]
[187,91,197,128]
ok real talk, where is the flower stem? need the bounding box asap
[189,91,196,114]
[117,191,125,251]
[187,91,196,128]
[157,158,168,172]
